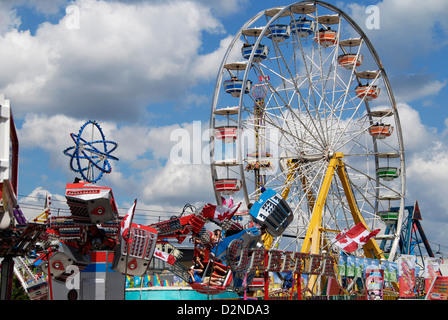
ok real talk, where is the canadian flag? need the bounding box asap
[153,248,176,266]
[332,222,380,253]
[201,202,241,223]
[120,199,137,244]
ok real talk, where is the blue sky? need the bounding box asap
[2,0,448,256]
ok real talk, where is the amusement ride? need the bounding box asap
[210,0,406,291]
[0,1,442,301]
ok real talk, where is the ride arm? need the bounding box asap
[149,214,205,244]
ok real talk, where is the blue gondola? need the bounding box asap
[241,43,270,62]
[223,78,251,97]
[290,18,315,38]
[267,24,291,42]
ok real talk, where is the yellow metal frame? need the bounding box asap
[296,153,384,294]
[300,153,384,259]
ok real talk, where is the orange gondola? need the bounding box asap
[355,84,380,101]
[337,53,363,70]
[368,124,393,139]
[315,29,338,47]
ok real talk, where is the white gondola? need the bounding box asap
[290,4,316,15]
[265,7,291,18]
[316,14,340,25]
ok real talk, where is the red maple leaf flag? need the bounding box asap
[153,248,176,266]
[201,202,241,223]
[120,199,137,244]
[332,222,380,253]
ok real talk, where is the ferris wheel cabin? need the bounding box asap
[214,126,238,143]
[267,24,291,42]
[355,84,381,101]
[377,210,399,224]
[315,28,338,47]
[376,167,400,181]
[224,78,251,97]
[214,178,242,195]
[338,54,363,69]
[290,17,315,38]
[242,43,270,62]
[369,123,394,139]
[376,152,401,181]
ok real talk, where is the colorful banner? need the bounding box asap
[365,268,384,300]
[338,254,347,277]
[398,255,416,298]
[426,276,448,300]
[346,256,355,277]
[424,257,442,293]
[353,257,361,278]
[389,262,398,283]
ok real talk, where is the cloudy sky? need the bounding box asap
[3,0,448,255]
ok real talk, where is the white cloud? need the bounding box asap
[18,113,215,208]
[346,0,448,69]
[0,0,230,120]
[142,161,214,206]
[397,102,448,245]
[18,113,85,168]
[391,74,448,103]
[397,103,437,152]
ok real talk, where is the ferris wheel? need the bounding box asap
[210,1,405,261]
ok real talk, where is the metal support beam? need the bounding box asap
[300,154,339,255]
[300,153,386,294]
[336,157,384,260]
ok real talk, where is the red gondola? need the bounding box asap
[214,178,242,195]
[215,126,238,143]
[189,261,233,295]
